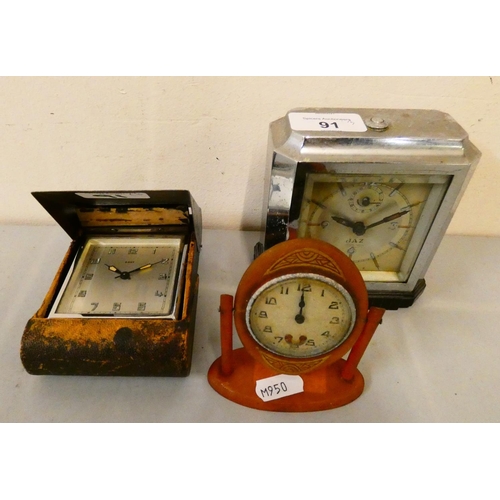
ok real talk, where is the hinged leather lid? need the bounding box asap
[32,190,202,250]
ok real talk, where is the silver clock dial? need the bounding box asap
[51,235,185,318]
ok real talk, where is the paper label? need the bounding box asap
[288,112,367,132]
[75,192,151,199]
[255,374,304,402]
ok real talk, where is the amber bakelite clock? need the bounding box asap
[257,108,481,309]
[208,238,385,412]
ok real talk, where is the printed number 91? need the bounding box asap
[319,121,339,129]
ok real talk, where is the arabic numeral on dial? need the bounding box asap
[329,301,339,309]
[306,339,316,346]
[330,316,340,324]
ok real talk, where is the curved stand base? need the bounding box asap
[208,347,365,412]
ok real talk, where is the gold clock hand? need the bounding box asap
[105,264,123,274]
[112,259,167,280]
[127,259,167,275]
[106,264,133,280]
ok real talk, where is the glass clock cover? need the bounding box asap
[50,235,186,318]
[296,172,449,284]
[246,273,356,358]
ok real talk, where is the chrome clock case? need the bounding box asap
[256,108,481,309]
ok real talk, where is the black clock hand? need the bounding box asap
[365,208,411,230]
[331,215,356,229]
[295,292,306,324]
[331,216,367,236]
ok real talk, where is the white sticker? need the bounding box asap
[255,374,304,402]
[288,112,368,132]
[75,192,151,199]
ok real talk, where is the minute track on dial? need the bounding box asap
[298,179,430,274]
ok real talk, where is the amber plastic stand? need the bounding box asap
[207,294,385,412]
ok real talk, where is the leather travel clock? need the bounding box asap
[21,190,202,376]
[256,108,481,309]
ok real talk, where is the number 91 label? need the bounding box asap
[255,374,304,402]
[288,112,367,132]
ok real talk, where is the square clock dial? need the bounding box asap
[297,172,449,284]
[51,235,185,318]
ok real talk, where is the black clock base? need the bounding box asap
[368,279,426,310]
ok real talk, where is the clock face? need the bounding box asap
[297,172,449,282]
[246,273,356,358]
[50,235,185,318]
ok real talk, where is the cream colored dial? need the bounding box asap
[297,174,445,281]
[246,273,355,358]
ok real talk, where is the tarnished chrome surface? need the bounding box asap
[259,108,481,301]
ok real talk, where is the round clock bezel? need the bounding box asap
[234,238,369,373]
[245,272,357,358]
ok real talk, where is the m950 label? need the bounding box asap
[255,374,304,402]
